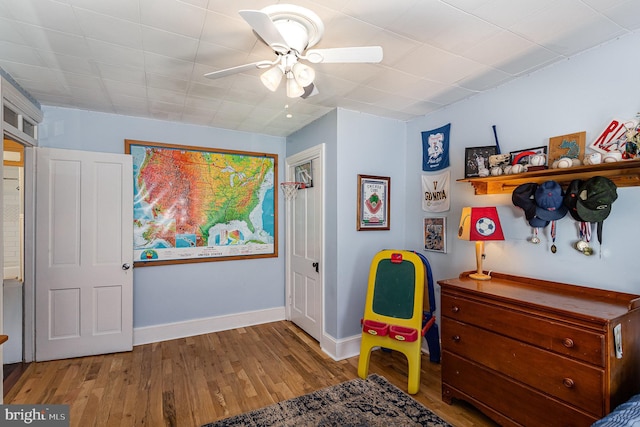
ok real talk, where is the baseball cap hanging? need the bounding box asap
[512,183,538,220]
[576,176,617,223]
[512,183,549,245]
[529,216,549,228]
[512,182,550,227]
[535,181,568,221]
[563,179,585,222]
[563,179,595,255]
[576,176,618,249]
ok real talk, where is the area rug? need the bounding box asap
[201,374,451,427]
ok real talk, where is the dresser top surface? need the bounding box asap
[438,271,640,321]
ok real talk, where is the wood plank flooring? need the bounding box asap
[4,321,498,426]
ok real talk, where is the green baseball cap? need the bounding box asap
[576,176,617,222]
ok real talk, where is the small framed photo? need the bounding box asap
[464,146,496,178]
[548,131,586,164]
[510,146,547,165]
[295,161,313,188]
[357,174,390,231]
[424,217,446,253]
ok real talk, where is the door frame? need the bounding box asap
[284,144,325,345]
[23,147,35,362]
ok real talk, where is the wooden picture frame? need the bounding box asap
[357,174,390,231]
[464,146,496,178]
[548,131,586,164]
[125,139,277,266]
[424,217,446,253]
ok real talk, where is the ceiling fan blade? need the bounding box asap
[300,83,318,99]
[305,46,383,64]
[204,61,273,79]
[239,10,289,54]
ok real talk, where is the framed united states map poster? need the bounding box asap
[125,139,277,266]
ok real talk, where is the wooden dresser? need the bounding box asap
[439,272,640,427]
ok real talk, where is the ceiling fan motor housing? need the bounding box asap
[274,19,310,53]
[263,4,325,52]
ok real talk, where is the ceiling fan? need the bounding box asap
[204,4,383,99]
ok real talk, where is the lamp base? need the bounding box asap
[469,272,492,281]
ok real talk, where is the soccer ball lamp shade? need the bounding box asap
[458,207,504,280]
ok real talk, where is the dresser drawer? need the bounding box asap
[442,318,605,416]
[443,351,598,426]
[441,292,605,366]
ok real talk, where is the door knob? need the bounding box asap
[122,263,131,270]
[312,262,319,273]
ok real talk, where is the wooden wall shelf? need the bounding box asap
[457,159,640,195]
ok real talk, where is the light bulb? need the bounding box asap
[286,75,304,98]
[260,66,283,92]
[292,62,315,87]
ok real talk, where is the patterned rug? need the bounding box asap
[201,374,451,427]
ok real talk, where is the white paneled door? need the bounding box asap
[35,148,133,361]
[287,146,323,342]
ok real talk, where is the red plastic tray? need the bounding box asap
[389,325,418,342]
[362,319,389,336]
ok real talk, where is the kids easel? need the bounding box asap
[357,249,439,394]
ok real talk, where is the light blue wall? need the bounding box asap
[286,109,406,339]
[335,109,407,337]
[287,110,339,336]
[38,107,286,327]
[405,32,640,293]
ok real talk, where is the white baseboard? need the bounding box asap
[320,334,433,361]
[133,307,286,346]
[133,310,432,363]
[320,333,361,361]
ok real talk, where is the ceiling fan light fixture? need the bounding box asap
[292,62,315,87]
[260,66,284,91]
[286,74,305,98]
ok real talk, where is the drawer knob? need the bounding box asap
[563,378,575,388]
[451,306,460,313]
[452,335,461,343]
[562,338,575,348]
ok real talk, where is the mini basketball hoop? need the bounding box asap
[280,181,305,200]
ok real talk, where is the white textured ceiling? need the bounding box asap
[1,0,639,137]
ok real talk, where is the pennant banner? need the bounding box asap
[422,171,450,212]
[422,123,451,171]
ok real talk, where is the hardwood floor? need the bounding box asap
[3,362,30,397]
[4,321,498,426]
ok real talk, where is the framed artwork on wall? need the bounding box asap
[424,217,446,253]
[464,146,496,178]
[357,174,390,231]
[548,131,586,164]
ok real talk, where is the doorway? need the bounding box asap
[3,137,26,391]
[284,144,325,345]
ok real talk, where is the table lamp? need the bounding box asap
[457,206,504,280]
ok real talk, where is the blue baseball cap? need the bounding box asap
[529,216,549,228]
[535,181,568,221]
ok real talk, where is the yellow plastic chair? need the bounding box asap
[358,250,428,394]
